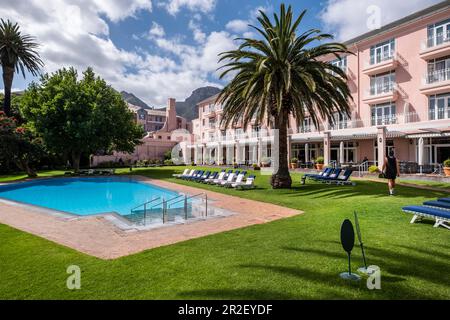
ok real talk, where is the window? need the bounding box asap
[427,56,450,84]
[330,56,347,74]
[370,72,395,95]
[202,119,205,126]
[427,19,450,48]
[300,117,315,133]
[330,112,348,130]
[429,93,450,120]
[371,103,397,126]
[370,39,395,65]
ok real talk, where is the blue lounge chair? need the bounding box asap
[186,170,203,181]
[328,169,355,186]
[424,200,450,210]
[195,171,211,182]
[402,205,450,230]
[317,168,342,182]
[311,168,336,181]
[304,168,332,179]
[201,171,218,183]
[438,198,450,204]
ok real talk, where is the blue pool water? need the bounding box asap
[0,177,183,216]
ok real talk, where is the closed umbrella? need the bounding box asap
[418,137,424,173]
[305,143,309,163]
[340,141,345,165]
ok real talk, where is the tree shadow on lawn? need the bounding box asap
[281,242,449,290]
[235,264,439,299]
[278,181,445,201]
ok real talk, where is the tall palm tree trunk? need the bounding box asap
[2,66,14,117]
[271,109,292,189]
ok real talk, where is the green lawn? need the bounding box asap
[0,167,449,299]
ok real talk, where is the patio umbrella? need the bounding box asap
[305,143,309,163]
[418,137,424,173]
[340,141,345,165]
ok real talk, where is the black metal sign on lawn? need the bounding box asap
[340,219,361,281]
[354,211,369,274]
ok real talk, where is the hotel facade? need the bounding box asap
[184,2,450,172]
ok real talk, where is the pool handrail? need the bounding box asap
[130,196,161,212]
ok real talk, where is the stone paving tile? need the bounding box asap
[0,177,302,260]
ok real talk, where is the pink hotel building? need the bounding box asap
[185,2,450,171]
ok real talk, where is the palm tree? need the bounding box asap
[0,19,43,117]
[217,4,353,189]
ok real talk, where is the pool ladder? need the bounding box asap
[129,193,208,226]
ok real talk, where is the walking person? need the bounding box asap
[382,149,400,196]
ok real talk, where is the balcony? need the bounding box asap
[363,83,398,104]
[420,68,450,95]
[363,51,398,76]
[420,32,450,60]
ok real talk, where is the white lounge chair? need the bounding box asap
[204,170,224,183]
[181,169,195,180]
[219,171,239,186]
[223,172,246,188]
[173,169,189,178]
[233,176,256,190]
[208,170,231,185]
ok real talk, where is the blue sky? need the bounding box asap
[0,0,442,106]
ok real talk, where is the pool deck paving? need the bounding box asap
[0,177,302,259]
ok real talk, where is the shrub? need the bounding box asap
[252,163,261,170]
[290,157,298,163]
[164,159,174,166]
[315,156,324,164]
[369,165,379,173]
[444,159,450,168]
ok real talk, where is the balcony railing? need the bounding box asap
[424,68,450,84]
[429,108,450,121]
[426,31,450,49]
[367,50,395,67]
[371,114,398,126]
[367,82,396,96]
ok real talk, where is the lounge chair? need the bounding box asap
[233,175,256,190]
[187,170,204,181]
[173,169,189,178]
[209,170,232,185]
[402,205,450,230]
[310,168,335,181]
[194,171,211,182]
[223,171,247,188]
[218,171,240,186]
[438,198,450,204]
[202,171,218,183]
[317,168,342,182]
[324,169,355,185]
[181,170,197,180]
[304,168,332,179]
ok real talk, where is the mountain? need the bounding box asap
[176,86,221,121]
[120,91,151,109]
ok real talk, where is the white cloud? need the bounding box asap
[320,0,442,41]
[188,20,206,43]
[0,0,230,107]
[159,0,217,16]
[226,20,249,33]
[148,21,165,38]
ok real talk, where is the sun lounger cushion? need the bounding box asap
[424,200,450,210]
[402,206,450,219]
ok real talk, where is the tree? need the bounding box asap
[21,67,145,172]
[0,19,43,117]
[0,111,42,177]
[218,4,353,189]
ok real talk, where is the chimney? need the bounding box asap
[166,98,177,131]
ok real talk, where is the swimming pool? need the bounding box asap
[0,177,183,217]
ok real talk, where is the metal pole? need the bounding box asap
[162,198,166,224]
[205,193,208,218]
[184,195,187,220]
[144,203,147,226]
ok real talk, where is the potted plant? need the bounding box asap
[290,157,298,169]
[444,159,450,176]
[252,163,261,171]
[233,162,238,169]
[315,156,325,170]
